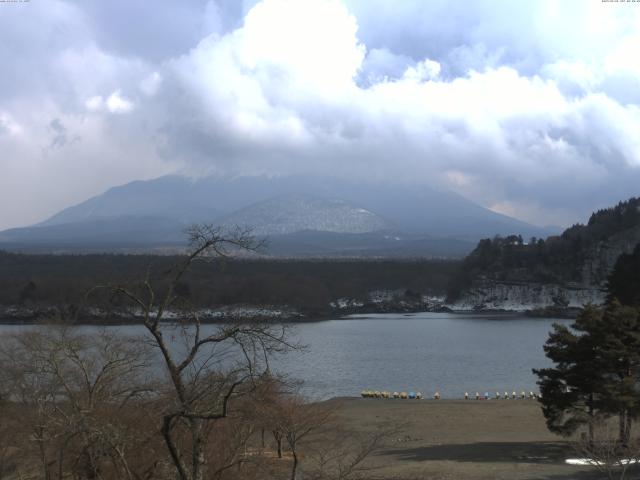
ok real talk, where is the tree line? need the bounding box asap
[0,250,459,320]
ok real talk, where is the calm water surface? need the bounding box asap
[0,312,569,400]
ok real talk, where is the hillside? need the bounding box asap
[448,197,640,311]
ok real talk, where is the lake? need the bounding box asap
[0,312,569,400]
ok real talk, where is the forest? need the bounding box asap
[0,250,459,320]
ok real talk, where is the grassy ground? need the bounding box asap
[324,398,623,480]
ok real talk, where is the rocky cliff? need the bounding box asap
[580,225,640,286]
[450,199,640,312]
[452,281,605,311]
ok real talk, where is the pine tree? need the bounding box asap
[535,245,640,444]
[595,301,640,445]
[606,243,640,308]
[534,305,604,442]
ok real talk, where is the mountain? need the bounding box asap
[448,197,640,310]
[40,176,223,226]
[0,216,187,250]
[0,174,557,256]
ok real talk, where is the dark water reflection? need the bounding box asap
[0,312,569,400]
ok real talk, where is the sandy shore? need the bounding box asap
[325,398,619,480]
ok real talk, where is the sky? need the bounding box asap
[1,0,639,230]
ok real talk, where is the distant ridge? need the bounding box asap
[0,174,558,257]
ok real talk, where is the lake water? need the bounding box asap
[0,312,569,400]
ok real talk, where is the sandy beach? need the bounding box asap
[325,398,617,480]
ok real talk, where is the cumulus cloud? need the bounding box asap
[0,0,639,230]
[105,90,134,113]
[155,0,640,225]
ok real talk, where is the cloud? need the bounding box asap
[403,59,441,82]
[0,113,23,136]
[105,90,134,113]
[358,47,413,85]
[85,96,104,111]
[85,91,134,113]
[155,0,640,226]
[139,72,162,96]
[0,0,639,230]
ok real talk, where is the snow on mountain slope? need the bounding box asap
[220,195,393,235]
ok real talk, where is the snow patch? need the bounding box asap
[452,282,605,311]
[566,458,640,466]
[330,298,364,309]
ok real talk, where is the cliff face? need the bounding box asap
[580,225,640,286]
[452,215,640,312]
[452,281,605,311]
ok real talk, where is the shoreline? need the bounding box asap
[0,304,580,325]
[0,307,582,326]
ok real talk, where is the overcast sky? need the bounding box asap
[1,0,639,230]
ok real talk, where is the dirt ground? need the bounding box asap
[324,398,630,480]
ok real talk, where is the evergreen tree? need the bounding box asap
[534,305,604,442]
[595,301,640,445]
[535,247,640,444]
[606,243,640,307]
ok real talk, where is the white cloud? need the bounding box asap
[105,90,134,113]
[239,0,364,94]
[84,91,135,114]
[403,59,441,81]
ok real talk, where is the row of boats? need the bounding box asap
[361,390,423,399]
[361,390,542,399]
[466,391,541,400]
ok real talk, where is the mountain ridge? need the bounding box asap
[1,174,558,257]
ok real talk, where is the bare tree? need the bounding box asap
[0,398,19,480]
[573,418,640,480]
[267,395,333,480]
[303,427,396,480]
[0,326,158,480]
[252,375,293,460]
[97,225,295,480]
